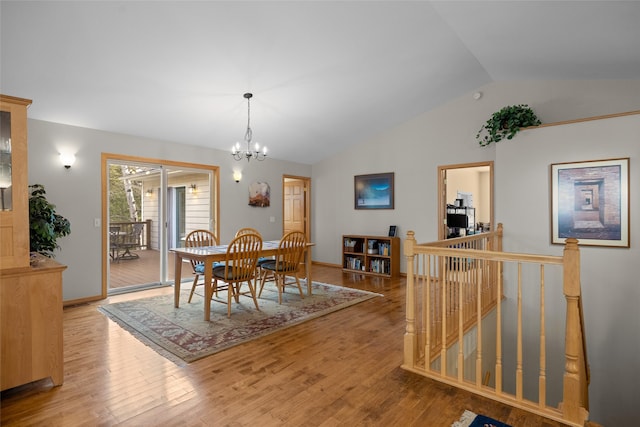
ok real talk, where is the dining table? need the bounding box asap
[171,240,314,320]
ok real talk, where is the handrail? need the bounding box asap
[402,225,589,426]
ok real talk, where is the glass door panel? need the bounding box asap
[0,111,12,211]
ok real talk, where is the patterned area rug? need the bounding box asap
[99,281,380,364]
[452,410,512,427]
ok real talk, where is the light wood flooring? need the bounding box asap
[1,265,570,426]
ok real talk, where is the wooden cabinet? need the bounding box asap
[342,235,400,278]
[0,95,66,391]
[0,95,31,270]
[1,256,66,391]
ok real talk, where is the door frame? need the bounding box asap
[282,174,311,240]
[101,153,219,298]
[437,161,494,240]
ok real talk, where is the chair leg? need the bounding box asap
[227,283,233,318]
[188,274,200,303]
[275,274,284,304]
[232,283,241,303]
[247,279,260,311]
[293,275,304,299]
[258,268,273,297]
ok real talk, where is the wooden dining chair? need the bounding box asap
[211,232,263,317]
[235,227,271,271]
[258,231,306,304]
[234,227,261,237]
[184,229,223,303]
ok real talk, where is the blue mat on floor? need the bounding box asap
[452,410,512,427]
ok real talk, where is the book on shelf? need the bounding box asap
[377,242,390,256]
[369,258,389,274]
[345,256,363,271]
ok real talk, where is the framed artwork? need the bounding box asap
[354,172,394,210]
[248,181,270,207]
[550,158,629,247]
[388,225,398,237]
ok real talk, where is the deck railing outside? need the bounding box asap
[109,220,152,250]
[402,224,589,426]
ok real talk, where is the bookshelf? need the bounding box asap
[342,235,400,278]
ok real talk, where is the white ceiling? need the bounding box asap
[1,1,639,164]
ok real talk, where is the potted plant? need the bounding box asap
[29,184,71,258]
[476,104,541,146]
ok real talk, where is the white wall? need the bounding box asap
[27,119,311,302]
[311,79,640,425]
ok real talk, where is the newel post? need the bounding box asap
[403,230,417,368]
[561,238,588,425]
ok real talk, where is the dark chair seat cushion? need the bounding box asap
[212,265,253,281]
[261,260,297,272]
[194,262,225,274]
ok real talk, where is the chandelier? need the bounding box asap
[231,93,267,161]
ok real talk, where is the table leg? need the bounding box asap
[204,259,212,321]
[174,252,182,308]
[305,247,313,295]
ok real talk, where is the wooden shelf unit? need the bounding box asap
[342,235,400,278]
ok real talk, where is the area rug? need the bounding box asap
[452,410,512,427]
[99,281,380,364]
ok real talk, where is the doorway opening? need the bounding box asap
[438,161,493,240]
[102,154,219,297]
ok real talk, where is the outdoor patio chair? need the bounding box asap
[112,222,144,261]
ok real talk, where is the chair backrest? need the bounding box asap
[275,231,306,273]
[224,232,263,281]
[185,229,219,271]
[122,222,145,246]
[131,222,144,238]
[235,227,262,238]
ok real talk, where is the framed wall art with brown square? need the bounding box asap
[550,157,629,247]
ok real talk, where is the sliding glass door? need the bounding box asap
[103,154,219,295]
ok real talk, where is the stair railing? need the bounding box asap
[402,225,589,426]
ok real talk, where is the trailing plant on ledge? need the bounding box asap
[476,104,541,147]
[29,184,71,258]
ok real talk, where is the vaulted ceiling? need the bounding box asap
[1,1,639,164]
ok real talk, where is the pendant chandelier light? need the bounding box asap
[231,93,267,161]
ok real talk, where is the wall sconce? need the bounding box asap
[146,188,153,196]
[189,184,197,194]
[233,171,242,183]
[59,152,76,169]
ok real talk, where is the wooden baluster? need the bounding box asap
[495,258,503,395]
[441,253,448,376]
[539,264,547,408]
[425,254,432,370]
[457,261,464,382]
[403,231,417,368]
[516,263,523,400]
[476,258,483,386]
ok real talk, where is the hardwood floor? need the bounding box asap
[0,265,568,426]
